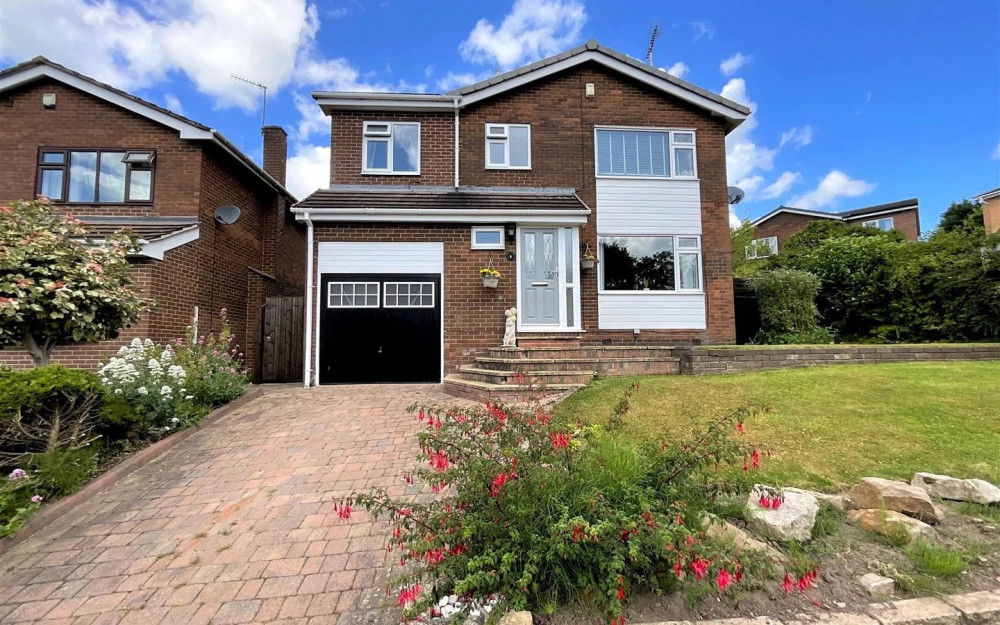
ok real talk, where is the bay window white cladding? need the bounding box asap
[595,127,697,178]
[362,122,420,174]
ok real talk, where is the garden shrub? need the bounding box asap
[0,468,44,538]
[173,310,250,408]
[96,394,147,441]
[340,390,775,623]
[749,270,831,344]
[27,448,98,497]
[0,365,104,469]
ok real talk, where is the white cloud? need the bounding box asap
[761,172,802,199]
[691,21,715,41]
[719,52,751,76]
[663,62,689,79]
[720,78,777,183]
[424,65,434,79]
[436,71,489,92]
[163,94,183,115]
[459,0,587,69]
[292,92,329,142]
[729,210,743,228]
[735,175,765,199]
[992,142,1000,160]
[286,144,330,200]
[788,170,876,210]
[779,126,813,148]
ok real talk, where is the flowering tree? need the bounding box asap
[0,199,145,366]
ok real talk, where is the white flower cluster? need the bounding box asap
[98,337,193,427]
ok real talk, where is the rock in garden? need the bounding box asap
[851,477,940,524]
[911,472,1000,505]
[783,487,849,510]
[746,487,820,542]
[848,509,936,542]
[497,611,533,625]
[859,573,895,596]
[702,514,785,561]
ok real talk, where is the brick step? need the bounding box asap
[474,356,680,376]
[515,333,585,348]
[485,345,681,361]
[458,366,595,386]
[442,374,583,403]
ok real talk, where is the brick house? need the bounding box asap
[295,40,751,392]
[0,57,305,379]
[747,198,921,258]
[973,187,1000,234]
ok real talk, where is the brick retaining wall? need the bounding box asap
[680,344,1000,374]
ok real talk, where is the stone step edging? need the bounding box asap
[639,591,999,625]
[0,387,264,555]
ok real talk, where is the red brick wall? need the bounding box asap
[328,111,454,186]
[844,208,920,240]
[753,213,829,250]
[457,62,734,343]
[983,197,1000,234]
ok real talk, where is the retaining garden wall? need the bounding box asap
[680,344,1000,374]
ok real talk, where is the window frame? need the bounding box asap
[484,123,531,170]
[596,234,703,294]
[383,281,436,309]
[470,226,505,250]
[593,126,698,180]
[745,236,778,260]
[862,217,894,231]
[35,147,156,204]
[326,281,381,308]
[361,121,421,175]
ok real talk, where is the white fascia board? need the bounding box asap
[133,226,200,260]
[974,189,1000,201]
[842,205,919,220]
[458,51,748,123]
[0,66,214,140]
[316,93,456,113]
[294,208,589,225]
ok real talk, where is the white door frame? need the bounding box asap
[515,225,582,333]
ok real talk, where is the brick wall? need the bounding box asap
[845,208,920,240]
[754,213,832,250]
[983,197,1000,234]
[682,344,1000,374]
[329,111,454,186]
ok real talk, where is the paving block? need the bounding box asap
[867,598,961,625]
[943,590,1000,625]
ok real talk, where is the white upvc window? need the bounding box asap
[745,236,778,259]
[595,127,697,179]
[485,123,531,169]
[362,121,420,175]
[597,234,703,293]
[471,226,505,250]
[862,217,894,231]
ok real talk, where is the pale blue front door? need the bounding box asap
[520,228,560,325]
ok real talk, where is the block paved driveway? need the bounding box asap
[0,384,471,625]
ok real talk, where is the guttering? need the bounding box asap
[314,92,456,114]
[302,212,314,388]
[291,207,590,225]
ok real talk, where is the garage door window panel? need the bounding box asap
[328,282,380,308]
[384,282,434,308]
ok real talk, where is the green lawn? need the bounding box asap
[556,361,1000,491]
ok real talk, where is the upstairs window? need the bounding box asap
[862,217,894,231]
[37,149,155,203]
[595,128,697,178]
[745,236,778,259]
[363,122,420,175]
[485,124,531,169]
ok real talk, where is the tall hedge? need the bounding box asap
[749,269,831,344]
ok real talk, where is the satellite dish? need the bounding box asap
[727,186,745,206]
[213,205,241,225]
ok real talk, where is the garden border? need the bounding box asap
[0,387,263,554]
[642,590,1000,625]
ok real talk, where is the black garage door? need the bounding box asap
[318,273,441,384]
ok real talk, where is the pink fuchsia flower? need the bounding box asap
[691,557,708,580]
[782,573,795,593]
[31,495,43,503]
[9,468,28,480]
[220,308,228,316]
[716,568,733,591]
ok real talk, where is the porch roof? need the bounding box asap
[77,216,201,260]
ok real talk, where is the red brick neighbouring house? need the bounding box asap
[0,57,305,380]
[973,187,1000,234]
[748,198,921,257]
[295,40,751,390]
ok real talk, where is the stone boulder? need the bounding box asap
[783,487,849,510]
[701,514,785,562]
[746,487,819,542]
[911,472,1000,505]
[848,508,936,542]
[497,612,532,625]
[859,573,895,596]
[852,477,940,524]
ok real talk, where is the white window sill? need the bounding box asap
[485,165,532,171]
[516,326,584,333]
[598,290,705,296]
[596,175,700,182]
[361,170,421,176]
[470,244,504,251]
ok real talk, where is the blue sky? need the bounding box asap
[2,0,998,230]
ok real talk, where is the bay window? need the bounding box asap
[598,235,702,292]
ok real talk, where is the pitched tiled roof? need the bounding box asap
[78,216,199,241]
[751,198,919,227]
[836,198,919,218]
[296,186,589,212]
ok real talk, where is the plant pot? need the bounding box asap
[581,258,596,270]
[482,276,500,289]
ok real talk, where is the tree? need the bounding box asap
[936,199,984,234]
[0,199,146,366]
[777,220,904,268]
[730,221,769,278]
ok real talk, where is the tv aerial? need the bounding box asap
[646,24,659,65]
[231,74,268,129]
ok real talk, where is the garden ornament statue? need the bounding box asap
[503,307,517,347]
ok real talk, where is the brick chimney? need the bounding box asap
[261,125,287,186]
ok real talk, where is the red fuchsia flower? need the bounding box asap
[673,560,684,579]
[396,584,422,607]
[403,473,413,484]
[334,502,352,520]
[610,617,625,625]
[490,473,509,497]
[691,558,709,580]
[782,573,795,593]
[743,461,749,473]
[550,431,570,450]
[428,449,450,472]
[572,525,584,543]
[797,570,818,592]
[617,576,625,600]
[736,421,745,434]
[751,449,761,469]
[716,568,733,591]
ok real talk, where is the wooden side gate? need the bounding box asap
[260,296,304,383]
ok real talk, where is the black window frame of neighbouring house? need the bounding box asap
[35,148,156,204]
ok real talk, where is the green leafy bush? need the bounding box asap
[27,448,98,497]
[341,390,774,623]
[749,270,831,344]
[0,468,43,538]
[173,310,250,408]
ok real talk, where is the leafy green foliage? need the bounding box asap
[937,200,985,234]
[342,393,773,623]
[904,539,967,578]
[730,221,768,278]
[748,270,831,344]
[172,311,250,408]
[27,448,98,497]
[0,470,43,538]
[777,220,905,268]
[0,199,147,365]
